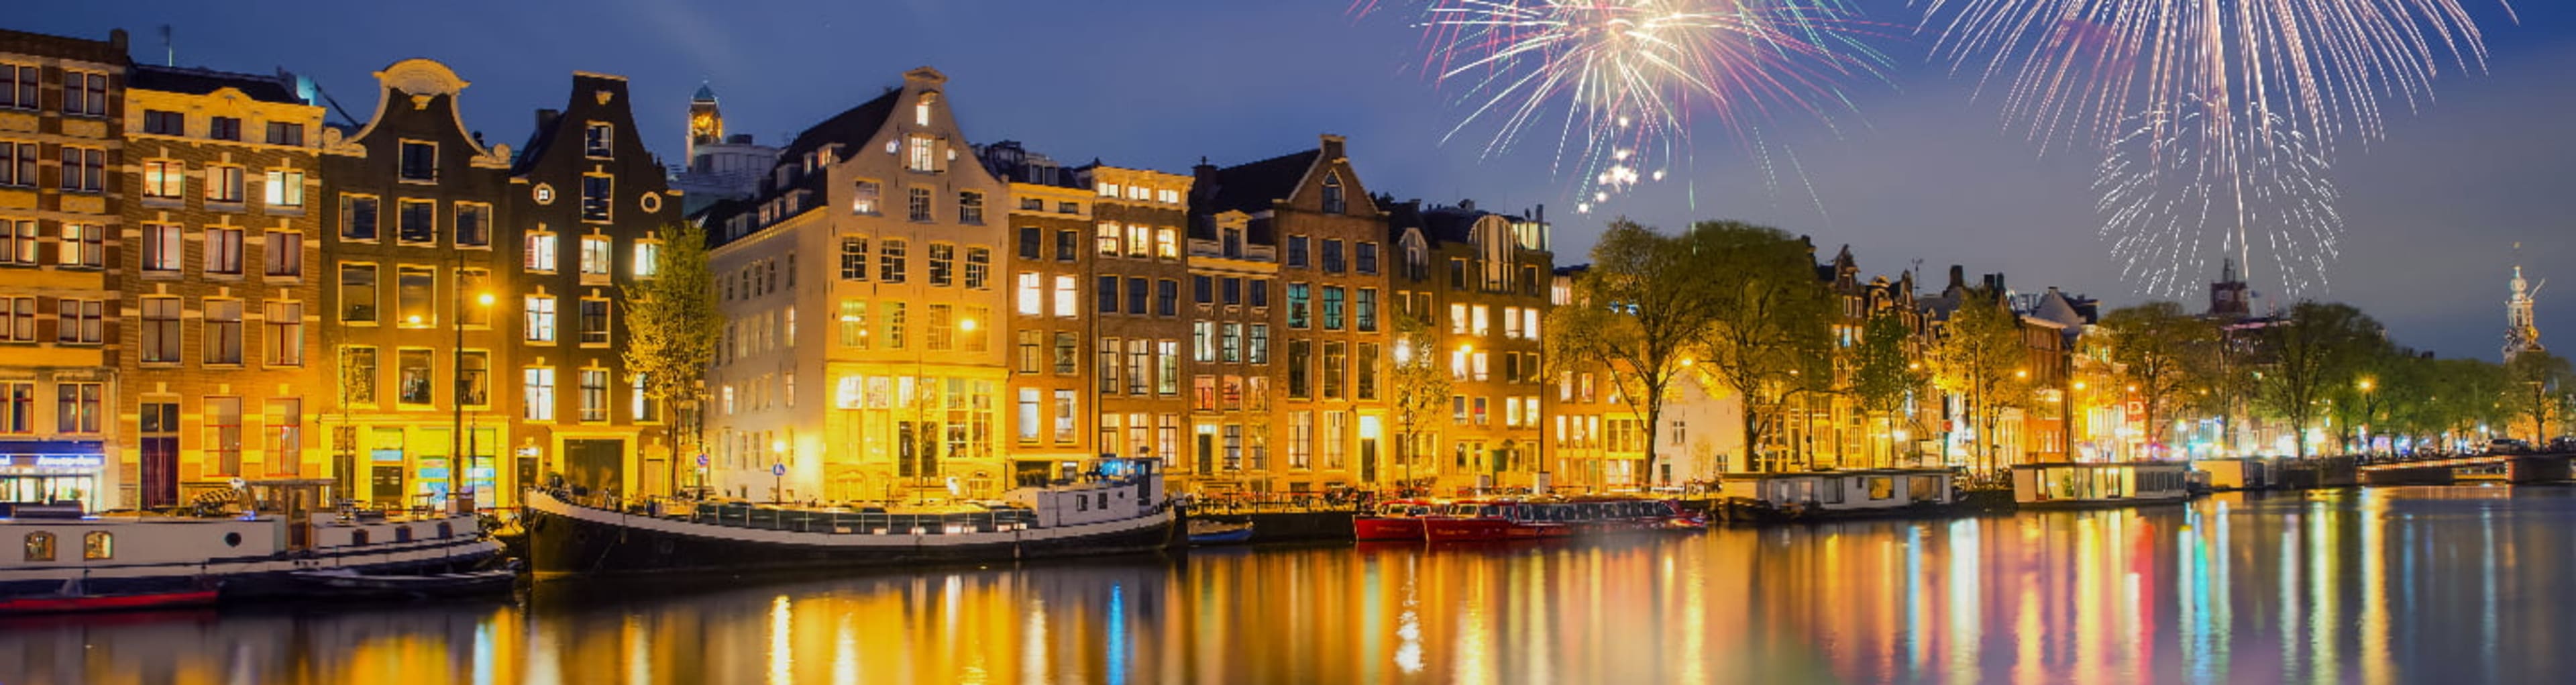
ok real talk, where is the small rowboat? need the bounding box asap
[286,562,519,600]
[1186,519,1256,545]
[0,580,219,615]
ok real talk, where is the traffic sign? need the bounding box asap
[696,454,710,468]
[771,463,787,476]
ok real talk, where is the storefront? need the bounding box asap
[0,440,109,512]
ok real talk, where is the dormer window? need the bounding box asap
[915,95,936,126]
[584,123,613,158]
[906,135,936,172]
[1321,172,1346,214]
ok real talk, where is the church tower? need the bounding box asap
[2506,259,2545,360]
[686,82,722,162]
[2208,259,2251,319]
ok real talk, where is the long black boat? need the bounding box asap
[523,458,1180,577]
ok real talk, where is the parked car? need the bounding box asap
[2487,438,2533,454]
[2548,437,2576,454]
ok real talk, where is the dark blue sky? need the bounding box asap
[30,1,2574,360]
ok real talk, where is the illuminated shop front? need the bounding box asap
[0,441,109,512]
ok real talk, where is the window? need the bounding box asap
[65,72,107,117]
[82,531,111,561]
[1321,172,1346,214]
[1127,339,1150,395]
[1287,283,1311,328]
[455,202,488,246]
[926,304,953,351]
[1018,388,1041,441]
[1098,338,1121,394]
[21,531,50,562]
[1128,225,1152,258]
[1249,324,1269,364]
[584,122,614,158]
[142,160,184,198]
[878,240,908,282]
[59,224,102,268]
[395,266,434,327]
[399,141,437,181]
[927,244,955,286]
[959,191,984,224]
[580,369,610,421]
[1,384,30,432]
[55,383,101,434]
[1323,412,1348,469]
[1357,242,1379,274]
[194,396,245,475]
[1127,277,1148,315]
[264,399,303,475]
[1157,227,1179,260]
[54,299,101,344]
[1054,332,1079,374]
[397,199,435,243]
[1322,240,1345,273]
[1322,342,1347,399]
[396,349,433,405]
[1054,390,1077,441]
[266,121,304,146]
[1322,286,1346,330]
[580,299,610,345]
[141,297,183,362]
[205,299,244,365]
[0,219,28,265]
[209,116,242,142]
[1055,229,1078,261]
[1193,322,1214,362]
[142,223,182,272]
[206,227,244,274]
[830,180,875,217]
[1097,182,1120,198]
[1016,272,1044,315]
[1096,276,1119,314]
[1289,412,1313,468]
[580,235,612,278]
[0,142,34,188]
[839,238,869,280]
[58,147,103,193]
[908,187,932,221]
[883,302,906,349]
[1053,275,1079,317]
[965,248,989,289]
[0,65,28,111]
[1250,280,1270,308]
[0,297,28,342]
[265,170,306,207]
[1357,344,1381,400]
[143,109,184,135]
[1018,227,1042,259]
[1286,236,1309,268]
[341,195,379,240]
[838,299,869,349]
[1222,323,1243,362]
[525,368,557,420]
[1194,276,1214,305]
[633,374,657,422]
[265,301,303,366]
[1018,330,1042,374]
[1159,341,1181,395]
[526,231,558,272]
[1356,288,1378,331]
[525,295,557,342]
[1157,279,1178,317]
[1287,340,1312,398]
[907,135,936,172]
[581,175,612,221]
[1223,278,1242,306]
[342,347,378,405]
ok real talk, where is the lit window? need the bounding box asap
[907,135,935,172]
[525,368,556,421]
[525,295,557,342]
[584,123,614,158]
[851,180,881,214]
[526,231,558,272]
[580,235,612,278]
[581,175,613,221]
[142,160,184,199]
[207,165,245,203]
[633,241,661,278]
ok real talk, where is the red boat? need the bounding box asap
[1420,497,1702,542]
[0,581,219,615]
[1352,499,1444,541]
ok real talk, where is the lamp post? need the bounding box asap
[450,288,494,514]
[2357,377,2377,455]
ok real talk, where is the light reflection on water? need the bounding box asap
[5,486,2573,684]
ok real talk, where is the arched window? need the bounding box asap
[23,531,54,562]
[81,531,111,560]
[1320,172,1346,215]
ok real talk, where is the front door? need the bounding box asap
[1359,438,1379,483]
[370,465,404,507]
[138,403,179,509]
[1195,432,1216,476]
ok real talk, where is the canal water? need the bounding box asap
[5,485,2572,684]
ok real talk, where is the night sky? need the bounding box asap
[27,1,2574,361]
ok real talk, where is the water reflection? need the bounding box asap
[5,486,2575,684]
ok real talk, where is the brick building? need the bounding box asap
[1088,164,1193,478]
[978,141,1095,484]
[119,63,325,508]
[1389,199,1553,492]
[0,28,124,509]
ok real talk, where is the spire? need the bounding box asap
[692,82,717,103]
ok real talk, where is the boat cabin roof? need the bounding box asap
[1717,468,1953,480]
[2010,461,2188,470]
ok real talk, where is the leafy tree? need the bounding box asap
[1682,222,1835,472]
[2503,351,2574,443]
[1387,312,1452,491]
[1931,287,2029,471]
[1847,309,1924,468]
[2091,301,2220,458]
[1545,220,1719,486]
[621,221,722,490]
[2251,301,2380,459]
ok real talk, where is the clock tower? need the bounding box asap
[687,82,722,162]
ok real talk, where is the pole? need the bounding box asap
[449,253,464,515]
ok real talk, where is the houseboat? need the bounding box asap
[3,479,501,609]
[1352,498,1442,541]
[2191,458,2277,490]
[2010,462,2194,509]
[1711,469,1960,524]
[1418,497,1699,542]
[523,457,1179,577]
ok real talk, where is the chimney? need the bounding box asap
[1458,198,1476,212]
[1947,265,1965,291]
[1320,134,1346,160]
[535,108,560,134]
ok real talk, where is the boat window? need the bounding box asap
[352,529,370,545]
[1909,476,1939,501]
[437,522,454,539]
[23,531,53,562]
[396,526,414,543]
[1867,477,1894,500]
[224,532,242,547]
[1821,479,1845,505]
[82,531,111,560]
[1077,495,1089,512]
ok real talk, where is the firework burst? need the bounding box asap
[2096,97,2343,297]
[1377,0,1889,213]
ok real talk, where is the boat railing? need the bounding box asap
[539,488,1040,535]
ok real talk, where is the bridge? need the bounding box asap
[2355,452,2576,486]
